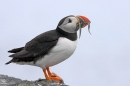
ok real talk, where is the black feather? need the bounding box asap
[6,30,60,63]
[8,47,24,53]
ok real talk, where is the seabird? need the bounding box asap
[6,15,91,82]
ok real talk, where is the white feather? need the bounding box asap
[16,37,77,69]
[58,17,78,33]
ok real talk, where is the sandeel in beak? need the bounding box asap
[76,15,91,38]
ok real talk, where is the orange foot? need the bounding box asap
[43,67,63,82]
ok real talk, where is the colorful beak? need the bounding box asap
[76,15,91,28]
[76,15,91,36]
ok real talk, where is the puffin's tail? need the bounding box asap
[8,47,24,53]
[6,47,24,65]
[5,59,13,65]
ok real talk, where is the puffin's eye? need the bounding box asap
[68,19,72,23]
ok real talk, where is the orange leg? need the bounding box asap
[43,67,63,82]
[43,69,50,80]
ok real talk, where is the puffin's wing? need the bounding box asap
[25,30,59,56]
[6,30,59,64]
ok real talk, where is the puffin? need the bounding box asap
[6,15,91,82]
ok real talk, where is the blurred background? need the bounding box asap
[0,0,130,86]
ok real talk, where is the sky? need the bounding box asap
[0,0,130,86]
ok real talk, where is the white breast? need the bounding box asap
[35,37,77,68]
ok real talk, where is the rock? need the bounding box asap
[0,74,68,86]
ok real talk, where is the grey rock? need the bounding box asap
[0,74,68,86]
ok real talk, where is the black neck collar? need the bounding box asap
[56,27,77,41]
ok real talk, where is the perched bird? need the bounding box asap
[6,15,91,82]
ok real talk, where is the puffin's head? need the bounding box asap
[57,15,91,37]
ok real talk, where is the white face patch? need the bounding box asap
[58,16,79,33]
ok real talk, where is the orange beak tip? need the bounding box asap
[77,15,91,23]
